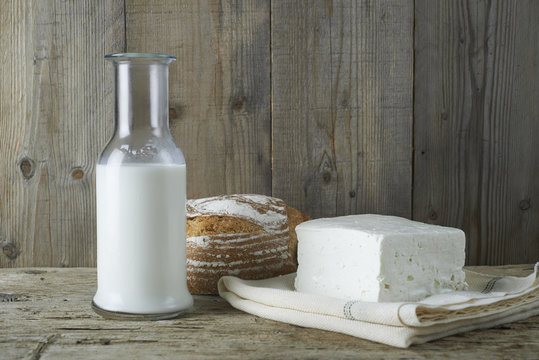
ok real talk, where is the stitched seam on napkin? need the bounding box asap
[343,301,360,320]
[481,277,503,294]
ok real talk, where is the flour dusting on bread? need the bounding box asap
[186,194,309,294]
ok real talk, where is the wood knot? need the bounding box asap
[71,167,84,180]
[428,209,438,220]
[440,109,448,121]
[19,157,35,180]
[2,243,18,260]
[322,171,331,183]
[169,107,178,119]
[24,269,47,274]
[231,97,246,114]
[519,199,531,211]
[349,190,356,198]
[0,293,29,302]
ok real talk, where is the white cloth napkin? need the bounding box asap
[218,263,539,348]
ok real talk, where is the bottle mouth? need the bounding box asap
[105,53,176,64]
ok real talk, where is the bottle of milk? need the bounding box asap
[92,53,193,320]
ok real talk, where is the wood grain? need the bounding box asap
[125,0,272,199]
[0,266,537,359]
[414,0,539,265]
[0,0,125,267]
[271,0,413,219]
[1,0,538,268]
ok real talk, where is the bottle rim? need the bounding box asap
[105,53,176,63]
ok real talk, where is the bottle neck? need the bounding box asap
[114,62,170,138]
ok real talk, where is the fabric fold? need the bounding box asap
[218,263,539,348]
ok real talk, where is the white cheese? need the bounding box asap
[294,214,467,302]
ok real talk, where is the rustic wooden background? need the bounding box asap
[0,0,537,268]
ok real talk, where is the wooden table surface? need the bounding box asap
[1,265,538,359]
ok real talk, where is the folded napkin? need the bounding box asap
[218,263,539,348]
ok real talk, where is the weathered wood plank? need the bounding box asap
[0,266,537,359]
[414,0,539,265]
[125,0,272,199]
[0,0,125,267]
[271,0,413,218]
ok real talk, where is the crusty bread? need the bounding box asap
[186,194,310,294]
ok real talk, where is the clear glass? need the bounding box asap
[92,53,193,320]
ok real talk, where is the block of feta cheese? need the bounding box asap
[294,214,467,302]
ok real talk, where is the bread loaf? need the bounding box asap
[186,194,310,294]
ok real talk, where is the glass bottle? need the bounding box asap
[92,53,193,320]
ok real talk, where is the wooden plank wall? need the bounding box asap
[271,0,413,219]
[0,0,537,267]
[126,1,272,198]
[0,0,124,267]
[414,0,539,265]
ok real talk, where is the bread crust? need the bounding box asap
[186,194,309,294]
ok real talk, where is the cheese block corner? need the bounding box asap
[294,214,467,302]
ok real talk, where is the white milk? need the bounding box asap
[93,164,193,314]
